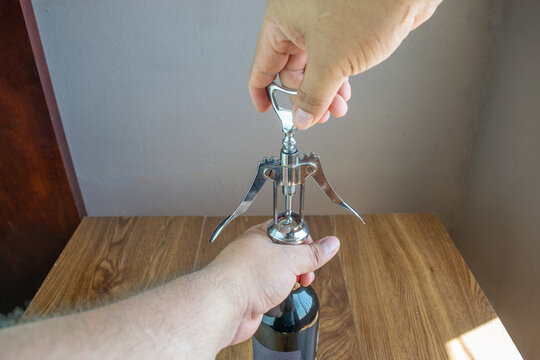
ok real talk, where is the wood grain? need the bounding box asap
[24,217,204,317]
[0,0,82,313]
[24,215,517,359]
[336,214,499,359]
[306,216,363,359]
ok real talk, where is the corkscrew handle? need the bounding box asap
[267,83,297,134]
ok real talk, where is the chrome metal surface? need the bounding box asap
[267,211,309,244]
[267,82,297,135]
[209,157,279,243]
[299,183,305,219]
[302,153,366,224]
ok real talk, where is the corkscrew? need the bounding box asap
[210,82,364,244]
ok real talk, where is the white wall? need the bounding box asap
[32,0,494,226]
[452,0,540,358]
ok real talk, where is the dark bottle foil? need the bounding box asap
[253,284,319,360]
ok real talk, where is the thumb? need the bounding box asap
[292,236,341,275]
[293,58,345,130]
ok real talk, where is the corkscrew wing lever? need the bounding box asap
[210,158,279,243]
[302,153,365,224]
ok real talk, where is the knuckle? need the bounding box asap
[297,88,326,110]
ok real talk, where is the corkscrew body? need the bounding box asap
[210,83,364,244]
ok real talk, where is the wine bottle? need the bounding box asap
[252,283,319,360]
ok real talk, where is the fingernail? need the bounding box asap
[293,108,313,130]
[320,236,340,254]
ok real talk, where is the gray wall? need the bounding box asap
[452,0,540,358]
[32,0,495,225]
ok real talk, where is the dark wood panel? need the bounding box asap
[0,0,82,313]
[19,0,86,218]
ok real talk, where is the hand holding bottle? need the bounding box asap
[206,221,340,347]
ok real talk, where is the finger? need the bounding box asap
[248,24,291,113]
[337,78,351,101]
[278,52,308,89]
[295,236,314,282]
[318,111,331,124]
[283,69,349,122]
[299,272,315,287]
[283,68,349,122]
[293,56,345,130]
[328,94,348,118]
[412,0,442,30]
[292,236,340,274]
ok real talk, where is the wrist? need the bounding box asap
[201,264,246,348]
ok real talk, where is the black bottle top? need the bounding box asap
[262,284,319,333]
[254,284,320,359]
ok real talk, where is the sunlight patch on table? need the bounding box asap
[445,318,522,360]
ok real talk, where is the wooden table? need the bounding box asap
[25,214,521,359]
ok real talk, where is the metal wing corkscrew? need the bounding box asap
[210,82,364,244]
